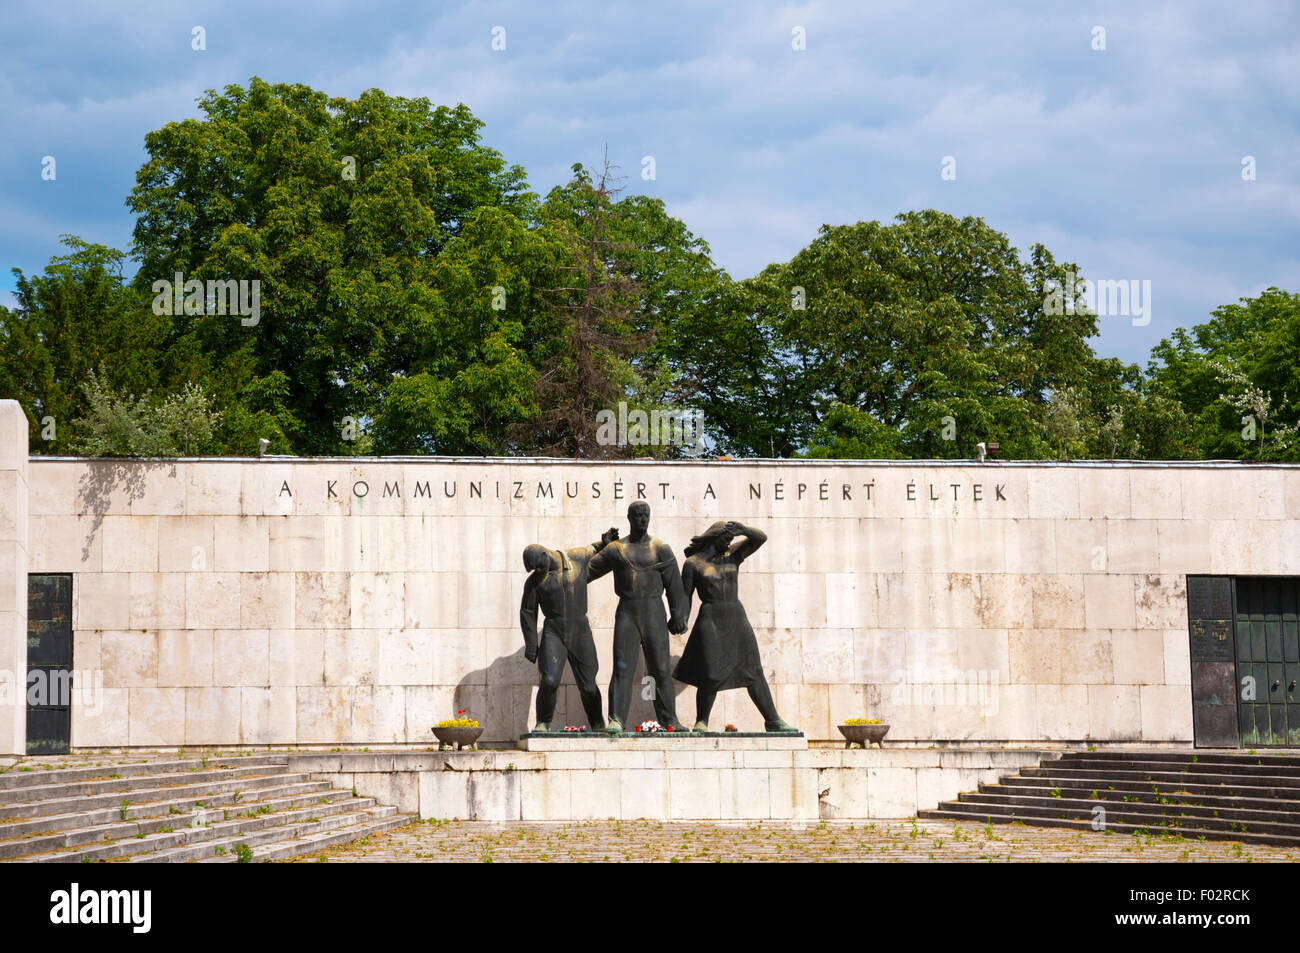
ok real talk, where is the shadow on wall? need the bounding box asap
[76,460,172,561]
[453,648,692,739]
[450,648,534,742]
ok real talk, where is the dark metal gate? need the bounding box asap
[1187,575,1300,748]
[1234,577,1300,747]
[26,574,73,754]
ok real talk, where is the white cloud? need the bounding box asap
[0,0,1295,367]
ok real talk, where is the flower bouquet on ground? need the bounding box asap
[433,709,483,750]
[563,725,588,733]
[635,720,673,733]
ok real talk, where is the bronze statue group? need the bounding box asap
[520,501,795,734]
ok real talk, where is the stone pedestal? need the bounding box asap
[281,746,1051,821]
[0,401,28,755]
[518,732,807,751]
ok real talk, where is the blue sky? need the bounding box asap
[1,0,1296,367]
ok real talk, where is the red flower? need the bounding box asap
[635,726,641,732]
[666,726,674,732]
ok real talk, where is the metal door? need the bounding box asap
[1186,575,1238,747]
[26,574,73,754]
[1234,577,1300,747]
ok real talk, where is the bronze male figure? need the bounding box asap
[586,501,689,731]
[519,527,619,732]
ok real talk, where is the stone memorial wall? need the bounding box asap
[4,401,1300,752]
[0,404,28,755]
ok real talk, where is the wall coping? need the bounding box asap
[25,456,1300,470]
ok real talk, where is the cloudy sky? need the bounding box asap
[1,0,1296,366]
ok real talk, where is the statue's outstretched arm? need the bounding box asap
[586,541,616,582]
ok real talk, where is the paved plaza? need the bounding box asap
[292,817,1300,863]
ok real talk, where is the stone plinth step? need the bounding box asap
[19,800,392,862]
[955,792,1300,830]
[200,811,414,863]
[0,756,289,791]
[0,772,325,821]
[126,806,404,863]
[1017,766,1300,789]
[1055,757,1300,775]
[0,764,295,807]
[0,786,356,859]
[519,732,806,751]
[925,748,1300,848]
[919,808,1300,849]
[1056,751,1300,769]
[972,782,1300,816]
[994,774,1300,800]
[0,754,410,863]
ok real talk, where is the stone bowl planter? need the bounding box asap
[433,725,483,750]
[839,724,889,748]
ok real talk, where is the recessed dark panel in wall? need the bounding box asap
[1186,575,1238,748]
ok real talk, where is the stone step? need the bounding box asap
[0,785,354,857]
[0,755,290,791]
[0,771,318,821]
[919,807,1300,848]
[0,763,292,806]
[128,806,403,863]
[0,753,408,865]
[994,774,1300,800]
[1018,765,1300,788]
[1045,757,1300,778]
[932,799,1300,838]
[958,791,1300,828]
[927,749,1300,849]
[975,781,1300,815]
[199,811,414,863]
[1055,751,1300,768]
[18,800,390,863]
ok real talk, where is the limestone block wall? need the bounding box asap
[21,453,1300,748]
[0,402,28,755]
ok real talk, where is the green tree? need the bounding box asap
[1042,385,1087,460]
[1210,359,1297,460]
[1146,288,1300,460]
[369,205,566,454]
[711,210,1124,459]
[527,160,643,457]
[71,370,222,457]
[126,77,535,455]
[527,159,726,457]
[804,403,904,459]
[0,236,178,454]
[666,271,820,457]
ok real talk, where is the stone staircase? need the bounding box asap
[0,754,412,862]
[920,749,1300,847]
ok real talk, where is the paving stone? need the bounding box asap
[287,817,1300,863]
